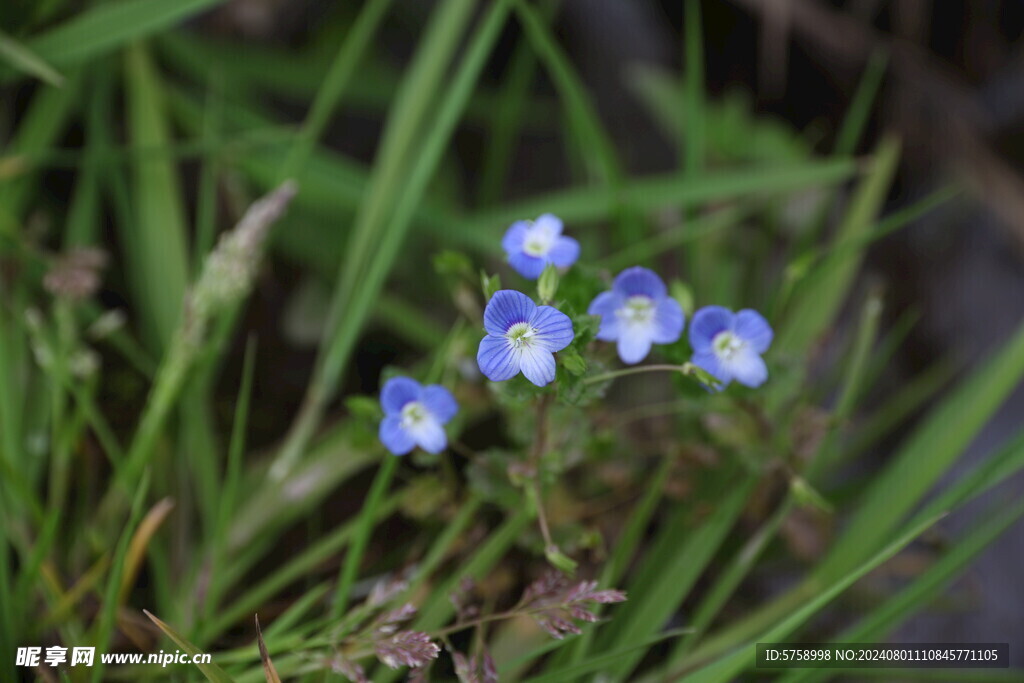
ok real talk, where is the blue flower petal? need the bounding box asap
[477,335,520,381]
[689,305,733,353]
[379,414,416,455]
[534,213,563,236]
[617,330,653,365]
[587,291,623,341]
[421,385,458,424]
[724,348,768,388]
[548,236,579,268]
[380,376,422,415]
[733,309,773,354]
[530,305,574,352]
[508,251,547,279]
[409,418,448,454]
[502,221,529,253]
[483,290,537,335]
[613,266,667,300]
[519,344,557,386]
[651,297,685,344]
[691,349,730,386]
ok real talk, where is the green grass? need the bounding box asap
[0,2,1019,682]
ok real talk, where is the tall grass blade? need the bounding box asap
[777,494,1024,683]
[778,136,899,355]
[19,0,228,75]
[678,513,943,683]
[596,470,758,679]
[123,42,190,351]
[816,319,1024,582]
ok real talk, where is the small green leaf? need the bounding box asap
[481,270,502,300]
[682,362,722,391]
[559,347,587,376]
[345,395,382,422]
[558,359,611,407]
[433,250,473,280]
[545,545,578,575]
[538,263,559,303]
[789,476,834,513]
[670,279,695,318]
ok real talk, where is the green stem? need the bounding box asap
[584,363,688,385]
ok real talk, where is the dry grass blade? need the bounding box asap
[255,615,282,683]
[118,497,175,604]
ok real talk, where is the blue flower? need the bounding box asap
[689,306,773,388]
[502,213,579,279]
[587,266,685,364]
[477,290,574,386]
[378,376,458,456]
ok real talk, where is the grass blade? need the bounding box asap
[461,158,857,239]
[272,0,511,478]
[0,28,63,85]
[330,454,398,618]
[255,616,281,683]
[816,319,1024,583]
[144,610,235,683]
[89,470,151,683]
[677,513,944,683]
[123,41,190,352]
[595,470,758,679]
[777,494,1024,683]
[512,0,620,188]
[18,0,229,75]
[777,136,900,355]
[280,0,395,180]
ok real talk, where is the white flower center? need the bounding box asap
[522,222,555,257]
[506,321,537,349]
[616,296,655,326]
[400,401,429,429]
[712,331,745,360]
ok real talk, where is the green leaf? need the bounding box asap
[670,280,695,318]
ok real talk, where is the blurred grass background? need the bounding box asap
[1,0,1024,681]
